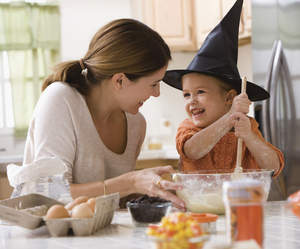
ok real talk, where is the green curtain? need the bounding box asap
[0,2,60,137]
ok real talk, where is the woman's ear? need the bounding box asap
[111,73,125,90]
[225,89,237,106]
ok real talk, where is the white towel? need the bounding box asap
[7,157,67,188]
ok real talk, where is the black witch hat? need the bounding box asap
[163,0,269,101]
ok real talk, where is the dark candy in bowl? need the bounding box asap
[127,195,172,225]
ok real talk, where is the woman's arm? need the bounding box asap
[70,166,186,210]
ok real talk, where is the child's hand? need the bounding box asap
[233,112,253,141]
[230,93,251,115]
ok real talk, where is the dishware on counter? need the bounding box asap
[172,169,273,214]
[287,190,300,219]
[127,195,171,226]
[0,192,119,236]
[149,235,207,249]
[189,213,218,234]
[147,212,209,249]
[223,178,264,247]
[0,193,61,229]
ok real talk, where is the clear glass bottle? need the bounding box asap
[223,178,265,248]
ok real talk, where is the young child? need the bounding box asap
[163,0,284,176]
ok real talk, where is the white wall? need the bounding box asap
[59,0,253,147]
[60,0,132,60]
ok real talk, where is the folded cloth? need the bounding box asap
[7,157,67,188]
[6,157,72,203]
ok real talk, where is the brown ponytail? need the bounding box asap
[42,60,90,95]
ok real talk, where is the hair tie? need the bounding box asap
[79,58,88,77]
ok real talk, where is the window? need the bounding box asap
[0,0,51,3]
[0,1,60,136]
[0,51,14,134]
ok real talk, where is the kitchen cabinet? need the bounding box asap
[197,0,251,46]
[132,0,251,51]
[136,0,197,51]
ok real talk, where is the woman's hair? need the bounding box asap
[42,19,171,95]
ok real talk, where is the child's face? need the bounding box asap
[182,73,232,128]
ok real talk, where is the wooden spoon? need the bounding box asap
[234,76,247,174]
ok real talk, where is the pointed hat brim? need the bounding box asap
[163,69,270,101]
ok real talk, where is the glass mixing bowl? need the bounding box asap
[173,169,273,214]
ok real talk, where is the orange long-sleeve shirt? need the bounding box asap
[176,117,284,178]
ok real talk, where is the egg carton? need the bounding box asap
[0,193,62,229]
[0,192,120,236]
[44,192,120,236]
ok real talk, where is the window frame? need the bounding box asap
[0,51,14,135]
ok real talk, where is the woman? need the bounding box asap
[21,19,185,209]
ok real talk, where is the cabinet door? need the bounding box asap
[239,0,251,44]
[222,0,251,45]
[197,0,251,47]
[196,0,223,47]
[141,0,197,51]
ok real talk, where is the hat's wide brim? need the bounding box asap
[163,70,269,102]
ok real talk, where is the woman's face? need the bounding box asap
[182,73,232,128]
[118,65,168,114]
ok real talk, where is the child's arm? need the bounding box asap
[233,112,280,172]
[184,93,250,160]
[183,113,233,160]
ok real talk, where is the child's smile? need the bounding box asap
[190,107,205,118]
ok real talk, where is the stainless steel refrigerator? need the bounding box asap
[252,0,300,200]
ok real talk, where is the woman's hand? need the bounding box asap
[130,166,186,210]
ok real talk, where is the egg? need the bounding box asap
[45,205,70,219]
[71,203,94,218]
[65,196,89,211]
[87,198,96,212]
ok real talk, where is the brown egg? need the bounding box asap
[86,198,96,212]
[71,203,94,218]
[65,196,89,211]
[46,205,70,219]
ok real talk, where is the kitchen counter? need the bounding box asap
[0,135,25,164]
[138,146,179,160]
[0,201,299,249]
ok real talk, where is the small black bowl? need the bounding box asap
[126,195,172,226]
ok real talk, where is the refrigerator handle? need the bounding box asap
[263,40,278,142]
[268,41,282,146]
[270,41,297,149]
[281,45,297,153]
